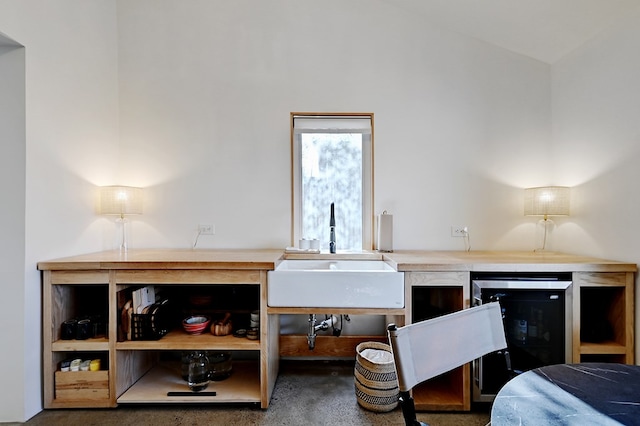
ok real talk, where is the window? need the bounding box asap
[291,113,373,251]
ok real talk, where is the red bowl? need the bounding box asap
[182,316,210,335]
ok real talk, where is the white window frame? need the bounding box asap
[290,112,374,251]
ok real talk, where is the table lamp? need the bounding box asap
[99,185,143,251]
[524,186,570,251]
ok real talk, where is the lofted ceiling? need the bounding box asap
[381,0,640,63]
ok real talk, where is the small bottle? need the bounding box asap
[517,319,527,344]
[528,308,538,339]
[536,309,545,339]
[89,359,101,371]
[514,306,527,344]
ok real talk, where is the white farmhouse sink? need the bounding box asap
[267,260,404,308]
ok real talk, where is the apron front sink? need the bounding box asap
[267,260,404,308]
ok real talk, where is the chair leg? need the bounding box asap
[398,391,429,426]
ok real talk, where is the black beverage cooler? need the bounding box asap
[471,272,573,402]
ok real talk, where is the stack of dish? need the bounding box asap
[247,310,260,340]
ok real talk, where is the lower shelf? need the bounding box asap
[413,366,467,411]
[580,341,628,355]
[117,360,261,404]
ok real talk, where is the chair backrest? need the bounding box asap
[388,302,506,392]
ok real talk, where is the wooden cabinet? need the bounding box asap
[40,250,282,409]
[42,270,113,408]
[404,269,635,412]
[41,249,635,412]
[572,272,634,364]
[405,271,471,411]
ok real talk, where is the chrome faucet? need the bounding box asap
[329,202,336,253]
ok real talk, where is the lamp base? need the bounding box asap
[116,217,130,252]
[534,218,555,252]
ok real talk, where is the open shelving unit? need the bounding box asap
[117,360,261,404]
[41,261,280,410]
[42,271,114,408]
[572,272,634,364]
[406,271,470,411]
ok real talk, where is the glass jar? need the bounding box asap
[187,351,210,392]
[208,351,232,381]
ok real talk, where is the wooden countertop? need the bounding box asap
[382,250,637,273]
[37,248,285,271]
[38,248,636,273]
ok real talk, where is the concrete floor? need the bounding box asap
[16,360,490,426]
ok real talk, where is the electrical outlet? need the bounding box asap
[198,224,215,235]
[451,226,468,237]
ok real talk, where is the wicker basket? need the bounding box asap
[354,341,399,412]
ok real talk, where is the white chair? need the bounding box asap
[388,302,507,426]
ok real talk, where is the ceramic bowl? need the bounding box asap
[182,315,210,335]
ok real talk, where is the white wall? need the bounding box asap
[114,0,552,338]
[0,1,119,421]
[116,0,551,252]
[0,36,26,424]
[551,6,640,359]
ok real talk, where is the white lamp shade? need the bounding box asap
[524,186,570,217]
[100,186,143,216]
